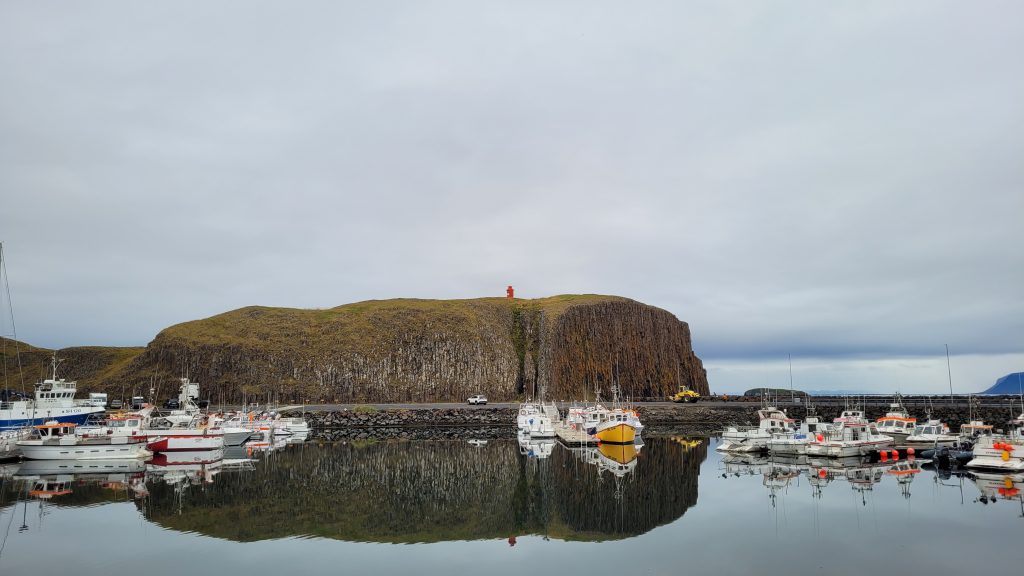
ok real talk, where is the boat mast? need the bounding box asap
[945,344,954,406]
[788,353,794,403]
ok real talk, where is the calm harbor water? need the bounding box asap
[0,434,1021,575]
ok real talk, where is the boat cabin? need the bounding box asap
[32,421,77,439]
[835,409,866,423]
[959,421,994,440]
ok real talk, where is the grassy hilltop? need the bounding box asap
[2,294,708,403]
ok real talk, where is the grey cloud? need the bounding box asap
[1,1,1021,390]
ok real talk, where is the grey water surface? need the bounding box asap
[0,435,1020,576]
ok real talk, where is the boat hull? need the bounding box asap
[767,440,808,455]
[966,442,1024,472]
[806,439,893,458]
[0,409,103,432]
[594,423,636,444]
[146,434,224,452]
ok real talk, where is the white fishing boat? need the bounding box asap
[272,415,310,435]
[520,412,556,438]
[517,401,542,430]
[904,418,958,449]
[17,422,152,460]
[958,420,994,444]
[718,406,795,453]
[966,413,1024,472]
[767,415,832,455]
[875,395,917,444]
[0,354,106,431]
[806,418,894,458]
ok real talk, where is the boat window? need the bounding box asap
[110,420,125,428]
[128,420,138,426]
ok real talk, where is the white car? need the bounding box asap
[467,395,488,405]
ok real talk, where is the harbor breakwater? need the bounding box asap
[293,401,1024,440]
[295,405,772,440]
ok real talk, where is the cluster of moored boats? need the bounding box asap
[717,395,1024,473]
[516,394,644,445]
[0,360,309,464]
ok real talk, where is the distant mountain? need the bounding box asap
[743,387,808,398]
[980,372,1024,395]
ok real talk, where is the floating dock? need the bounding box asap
[553,421,597,446]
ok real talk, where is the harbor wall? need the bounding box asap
[296,401,1024,437]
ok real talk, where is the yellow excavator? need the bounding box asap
[669,386,700,403]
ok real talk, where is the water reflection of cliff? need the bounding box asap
[140,437,707,543]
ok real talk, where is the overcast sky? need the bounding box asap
[1,1,1021,393]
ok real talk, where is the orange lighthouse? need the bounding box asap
[506,286,514,299]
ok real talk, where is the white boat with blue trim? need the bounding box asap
[1,354,105,431]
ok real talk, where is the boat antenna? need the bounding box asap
[945,344,954,406]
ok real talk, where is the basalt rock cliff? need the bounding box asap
[3,295,708,403]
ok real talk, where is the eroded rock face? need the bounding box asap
[11,295,708,403]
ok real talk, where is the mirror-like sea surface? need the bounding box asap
[1,435,1021,576]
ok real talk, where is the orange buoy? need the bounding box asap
[892,450,899,461]
[818,469,827,479]
[907,447,915,456]
[1002,450,1011,461]
[816,434,824,442]
[880,451,889,462]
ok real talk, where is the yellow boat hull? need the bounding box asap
[595,423,636,444]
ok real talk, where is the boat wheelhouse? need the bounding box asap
[904,418,958,449]
[875,396,916,443]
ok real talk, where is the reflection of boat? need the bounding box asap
[886,459,922,499]
[970,472,1023,503]
[592,443,638,477]
[808,457,895,503]
[150,448,224,466]
[719,407,793,453]
[517,432,555,458]
[15,458,147,476]
[17,422,152,460]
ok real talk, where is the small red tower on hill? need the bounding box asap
[506,285,514,299]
